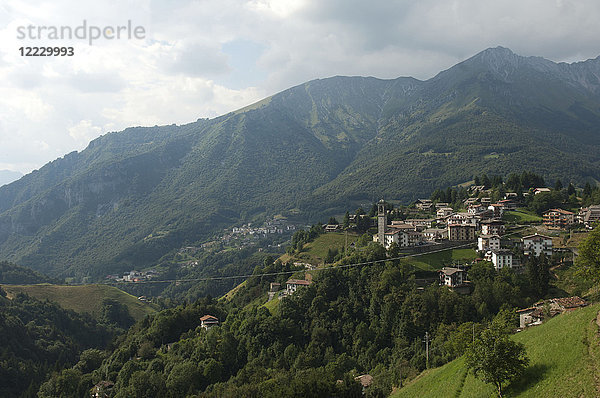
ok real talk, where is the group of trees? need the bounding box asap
[38,237,555,397]
[0,288,115,397]
[287,224,324,254]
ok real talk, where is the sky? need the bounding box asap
[1,0,600,176]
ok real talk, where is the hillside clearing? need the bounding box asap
[2,284,157,322]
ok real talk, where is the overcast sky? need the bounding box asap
[1,0,600,176]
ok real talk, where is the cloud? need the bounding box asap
[162,41,231,77]
[65,71,126,93]
[68,119,102,147]
[2,0,600,174]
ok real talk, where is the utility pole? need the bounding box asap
[345,228,348,256]
[424,331,430,369]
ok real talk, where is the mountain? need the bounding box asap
[0,170,23,187]
[1,46,600,278]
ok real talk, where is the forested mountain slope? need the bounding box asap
[1,47,600,278]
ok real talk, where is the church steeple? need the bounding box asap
[377,199,387,246]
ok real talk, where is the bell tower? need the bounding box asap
[377,199,387,246]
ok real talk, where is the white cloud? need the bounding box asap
[1,0,600,174]
[68,119,102,147]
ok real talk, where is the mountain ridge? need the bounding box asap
[1,47,600,278]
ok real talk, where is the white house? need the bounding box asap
[423,228,448,241]
[449,212,478,225]
[478,234,501,252]
[286,279,311,295]
[436,207,454,218]
[534,187,551,195]
[200,315,219,330]
[522,234,552,257]
[491,249,514,270]
[467,204,486,215]
[439,267,467,288]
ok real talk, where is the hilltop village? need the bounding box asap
[267,173,598,307]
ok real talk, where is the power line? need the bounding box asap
[107,242,475,285]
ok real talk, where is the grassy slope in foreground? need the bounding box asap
[393,304,600,397]
[1,284,157,322]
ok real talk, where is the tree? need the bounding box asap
[554,179,563,191]
[526,253,550,297]
[343,211,350,228]
[356,215,371,233]
[481,174,491,189]
[575,225,600,281]
[100,298,134,329]
[584,182,592,197]
[465,327,529,397]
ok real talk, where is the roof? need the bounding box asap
[287,279,311,286]
[544,208,574,215]
[389,222,415,229]
[480,219,505,225]
[355,374,374,387]
[200,315,219,322]
[522,233,552,240]
[439,267,464,275]
[94,381,114,388]
[404,218,435,224]
[479,234,500,239]
[516,307,536,313]
[423,228,446,233]
[552,296,586,308]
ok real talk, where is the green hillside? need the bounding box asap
[1,283,157,322]
[401,247,478,272]
[393,304,600,397]
[285,231,360,265]
[2,47,600,279]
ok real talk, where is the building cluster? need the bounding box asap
[372,196,517,252]
[106,269,159,283]
[578,205,600,228]
[231,219,297,236]
[210,219,301,248]
[177,219,300,255]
